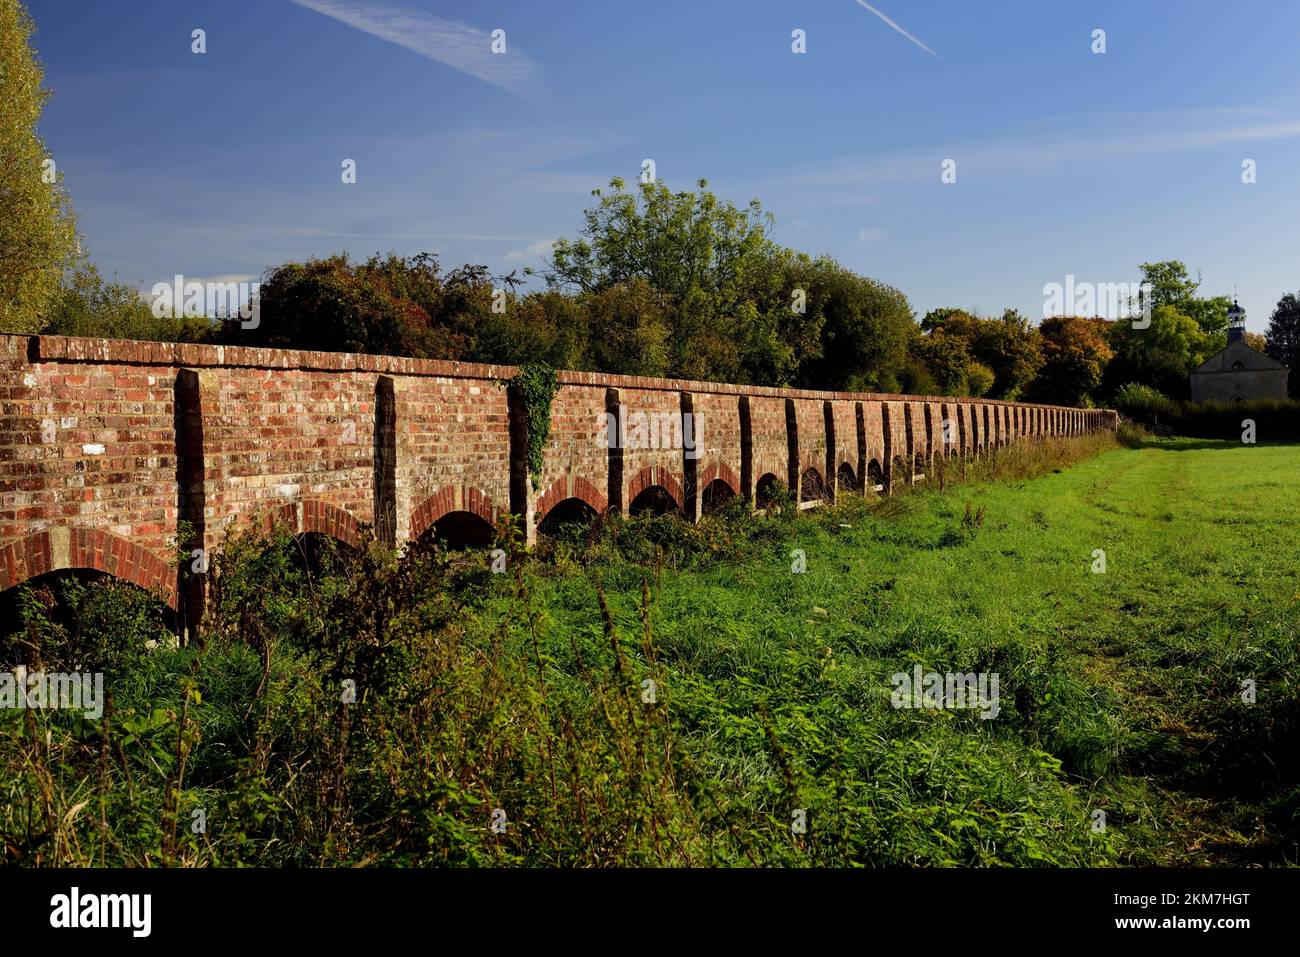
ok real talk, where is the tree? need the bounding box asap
[920,308,1043,399]
[1031,315,1114,406]
[791,257,912,392]
[1106,304,1211,399]
[1135,261,1229,336]
[1137,260,1200,311]
[581,278,671,377]
[0,0,78,332]
[1265,293,1300,397]
[909,327,982,396]
[980,309,1044,399]
[230,254,441,357]
[43,258,210,342]
[544,177,810,384]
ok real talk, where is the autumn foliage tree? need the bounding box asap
[1031,316,1115,406]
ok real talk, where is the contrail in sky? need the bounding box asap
[289,0,544,100]
[854,1,940,58]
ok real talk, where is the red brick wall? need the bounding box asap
[862,401,887,481]
[400,374,511,542]
[0,336,179,599]
[0,333,1114,615]
[828,399,859,494]
[200,364,374,549]
[689,390,743,516]
[789,397,828,496]
[748,395,788,496]
[533,381,609,533]
[616,386,688,511]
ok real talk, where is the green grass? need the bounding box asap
[499,435,1300,865]
[3,434,1298,866]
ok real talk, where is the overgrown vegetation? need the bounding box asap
[1115,384,1300,439]
[509,363,560,491]
[4,434,1296,867]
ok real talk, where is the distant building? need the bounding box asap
[1189,300,1288,403]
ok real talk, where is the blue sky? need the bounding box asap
[25,0,1300,331]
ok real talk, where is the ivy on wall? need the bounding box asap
[511,363,559,491]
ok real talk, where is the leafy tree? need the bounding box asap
[229,254,439,356]
[980,309,1044,399]
[921,308,1043,399]
[42,259,210,342]
[1106,304,1211,399]
[965,360,996,398]
[0,0,78,332]
[1137,260,1200,311]
[1031,315,1114,406]
[909,327,984,396]
[791,257,912,392]
[1136,261,1229,336]
[581,278,671,377]
[544,178,805,383]
[1264,293,1300,397]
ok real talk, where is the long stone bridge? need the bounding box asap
[0,333,1115,631]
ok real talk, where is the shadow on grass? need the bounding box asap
[1125,437,1300,452]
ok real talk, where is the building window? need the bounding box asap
[1231,361,1245,372]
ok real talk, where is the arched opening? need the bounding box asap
[800,468,827,504]
[538,497,598,537]
[425,510,496,549]
[1,569,177,671]
[837,462,859,494]
[867,459,885,493]
[913,451,927,476]
[701,479,737,515]
[755,473,783,509]
[629,485,679,517]
[893,455,910,484]
[289,531,357,578]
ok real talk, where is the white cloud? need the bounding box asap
[505,238,555,262]
[857,227,885,242]
[289,0,544,100]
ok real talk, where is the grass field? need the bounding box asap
[4,434,1298,866]
[505,435,1300,866]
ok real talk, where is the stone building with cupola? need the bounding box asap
[1189,300,1289,403]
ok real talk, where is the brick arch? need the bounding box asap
[836,460,860,492]
[260,500,364,548]
[536,474,608,523]
[409,486,500,542]
[698,461,741,497]
[626,466,685,510]
[0,527,177,610]
[799,465,829,503]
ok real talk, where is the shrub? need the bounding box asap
[1113,382,1179,421]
